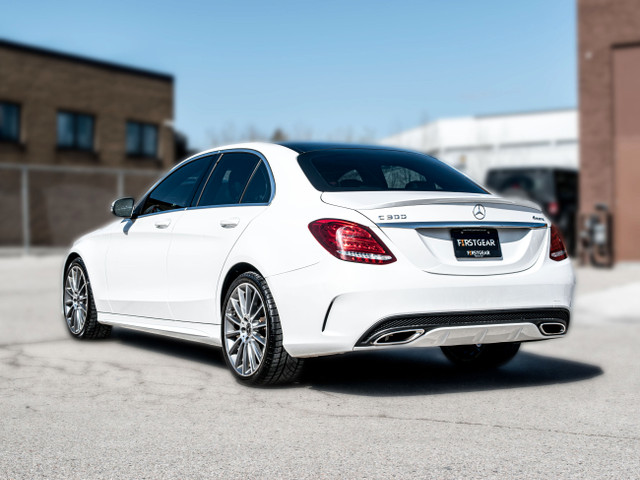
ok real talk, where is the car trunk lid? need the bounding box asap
[321,191,548,276]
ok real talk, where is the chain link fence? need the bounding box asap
[0,163,161,251]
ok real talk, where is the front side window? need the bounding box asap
[0,102,20,142]
[57,111,94,150]
[298,149,487,194]
[197,153,261,207]
[141,156,212,215]
[127,121,158,157]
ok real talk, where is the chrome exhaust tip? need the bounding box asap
[372,329,424,346]
[539,322,566,335]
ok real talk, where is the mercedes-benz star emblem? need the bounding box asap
[473,204,486,220]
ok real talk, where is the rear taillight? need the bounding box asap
[549,224,568,261]
[309,219,396,265]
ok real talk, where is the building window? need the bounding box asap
[57,111,94,150]
[0,101,21,142]
[126,121,158,157]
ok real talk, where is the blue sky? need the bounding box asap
[1,0,576,149]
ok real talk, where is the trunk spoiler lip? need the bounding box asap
[376,221,547,230]
[320,192,542,212]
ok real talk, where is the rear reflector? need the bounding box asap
[549,224,568,261]
[309,219,396,264]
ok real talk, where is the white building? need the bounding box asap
[379,108,578,183]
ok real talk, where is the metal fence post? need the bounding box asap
[117,170,124,198]
[21,166,30,255]
[0,162,158,250]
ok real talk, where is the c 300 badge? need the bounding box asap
[378,214,407,221]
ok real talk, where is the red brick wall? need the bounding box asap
[0,42,173,246]
[0,44,174,169]
[0,169,22,245]
[578,0,640,261]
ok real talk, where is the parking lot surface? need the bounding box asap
[1,255,639,479]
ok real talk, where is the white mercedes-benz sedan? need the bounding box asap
[62,142,575,385]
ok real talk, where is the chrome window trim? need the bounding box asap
[192,148,275,209]
[134,152,219,219]
[186,202,273,211]
[129,209,186,220]
[238,159,264,203]
[377,221,548,229]
[134,148,275,219]
[193,153,222,207]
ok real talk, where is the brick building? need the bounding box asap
[0,39,174,247]
[579,0,640,261]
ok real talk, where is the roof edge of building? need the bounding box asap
[380,107,577,143]
[474,106,576,119]
[0,38,173,83]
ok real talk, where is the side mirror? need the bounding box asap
[111,197,135,218]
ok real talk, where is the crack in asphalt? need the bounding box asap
[0,338,70,348]
[0,289,57,297]
[3,338,638,445]
[0,344,239,403]
[282,401,640,443]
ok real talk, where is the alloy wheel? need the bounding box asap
[64,265,89,335]
[223,282,268,377]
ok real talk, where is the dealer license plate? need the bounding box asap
[451,228,502,259]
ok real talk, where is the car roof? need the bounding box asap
[277,141,414,154]
[486,166,579,173]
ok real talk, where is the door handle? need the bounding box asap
[154,219,171,229]
[220,217,240,229]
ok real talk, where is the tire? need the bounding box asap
[440,342,520,369]
[63,258,112,339]
[221,272,303,386]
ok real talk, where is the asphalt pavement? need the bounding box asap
[1,254,639,479]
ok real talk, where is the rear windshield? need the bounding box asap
[297,149,487,194]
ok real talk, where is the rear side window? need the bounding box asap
[198,152,260,206]
[241,162,272,204]
[298,149,486,193]
[141,156,212,215]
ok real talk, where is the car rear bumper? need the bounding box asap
[359,322,558,351]
[266,255,575,358]
[354,308,569,346]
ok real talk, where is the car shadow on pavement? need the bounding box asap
[302,348,603,396]
[111,328,226,367]
[110,328,603,396]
